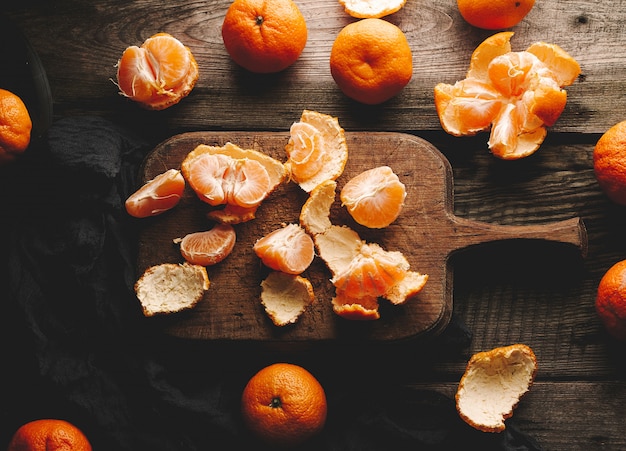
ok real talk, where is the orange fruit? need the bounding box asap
[176,223,237,266]
[125,168,185,218]
[285,110,349,193]
[253,223,315,274]
[8,418,92,451]
[596,259,626,340]
[116,32,199,110]
[330,18,413,105]
[241,362,327,446]
[593,121,626,205]
[434,32,580,159]
[221,0,308,74]
[340,165,406,228]
[338,0,407,19]
[0,88,32,165]
[457,0,535,30]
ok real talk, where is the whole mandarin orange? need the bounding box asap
[241,362,327,446]
[596,260,626,340]
[330,18,413,105]
[0,88,32,165]
[221,0,308,73]
[7,419,92,451]
[594,121,626,205]
[457,0,535,30]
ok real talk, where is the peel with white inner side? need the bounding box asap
[456,344,538,433]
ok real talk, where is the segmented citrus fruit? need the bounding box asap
[253,223,315,275]
[285,110,348,193]
[116,32,199,110]
[434,32,580,159]
[340,166,406,228]
[176,223,237,266]
[181,142,287,221]
[125,168,185,218]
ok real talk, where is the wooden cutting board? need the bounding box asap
[135,132,587,344]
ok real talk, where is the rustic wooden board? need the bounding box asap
[136,132,587,343]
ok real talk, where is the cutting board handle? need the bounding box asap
[448,216,588,258]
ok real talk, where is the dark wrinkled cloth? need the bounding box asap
[0,116,542,450]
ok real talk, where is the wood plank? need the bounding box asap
[6,0,626,136]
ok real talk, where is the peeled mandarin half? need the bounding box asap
[116,32,199,110]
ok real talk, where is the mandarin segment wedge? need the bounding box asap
[254,223,315,275]
[434,32,580,160]
[125,168,185,218]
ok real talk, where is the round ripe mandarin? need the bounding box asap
[596,260,626,340]
[116,32,198,110]
[330,18,412,105]
[340,166,406,229]
[178,223,237,266]
[0,88,32,165]
[8,419,92,451]
[594,121,626,205]
[253,223,315,275]
[221,0,307,74]
[457,0,535,30]
[241,363,327,447]
[125,168,185,218]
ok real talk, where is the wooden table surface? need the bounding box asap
[5,0,626,449]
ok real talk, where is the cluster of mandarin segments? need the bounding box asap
[116,32,198,110]
[0,88,32,165]
[8,418,92,451]
[125,110,428,322]
[434,32,581,160]
[241,362,327,447]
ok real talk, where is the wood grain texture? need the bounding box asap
[5,0,626,448]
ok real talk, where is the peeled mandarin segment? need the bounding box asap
[231,158,272,207]
[185,153,230,205]
[125,168,185,218]
[466,31,514,82]
[526,42,581,86]
[340,166,406,229]
[117,46,155,102]
[487,52,539,97]
[142,33,191,89]
[178,223,237,266]
[253,223,315,275]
